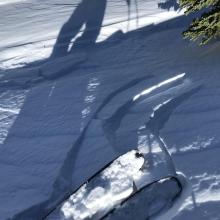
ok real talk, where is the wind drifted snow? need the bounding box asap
[0,0,220,220]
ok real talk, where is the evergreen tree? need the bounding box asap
[180,0,220,44]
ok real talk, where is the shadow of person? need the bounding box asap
[51,0,107,58]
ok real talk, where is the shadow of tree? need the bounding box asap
[158,0,179,11]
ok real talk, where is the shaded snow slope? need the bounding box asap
[0,0,220,220]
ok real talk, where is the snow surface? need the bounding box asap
[0,0,220,220]
[46,141,178,220]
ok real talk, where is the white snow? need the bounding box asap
[51,151,144,220]
[47,147,178,220]
[0,0,28,6]
[0,0,220,220]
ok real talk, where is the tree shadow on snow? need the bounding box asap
[158,0,179,11]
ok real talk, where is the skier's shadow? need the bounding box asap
[51,0,107,58]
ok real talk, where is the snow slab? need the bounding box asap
[0,0,220,220]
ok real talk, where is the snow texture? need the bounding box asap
[0,0,220,220]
